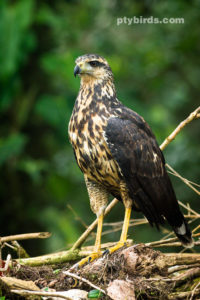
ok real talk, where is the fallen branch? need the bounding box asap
[15,240,132,266]
[0,254,11,272]
[11,289,72,300]
[63,270,106,294]
[145,232,200,248]
[168,290,200,299]
[3,244,200,299]
[0,232,51,243]
[70,245,200,299]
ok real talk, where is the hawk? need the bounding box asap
[68,54,193,266]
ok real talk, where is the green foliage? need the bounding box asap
[0,133,27,166]
[88,289,104,299]
[0,0,199,256]
[0,290,5,300]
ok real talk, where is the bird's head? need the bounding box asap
[74,54,113,84]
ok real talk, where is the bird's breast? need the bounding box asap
[68,104,122,188]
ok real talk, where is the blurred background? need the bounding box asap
[0,0,199,257]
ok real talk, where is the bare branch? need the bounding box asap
[63,270,106,294]
[167,164,200,196]
[15,241,133,266]
[160,106,200,150]
[11,289,73,300]
[0,232,51,243]
[0,254,11,272]
[71,198,118,250]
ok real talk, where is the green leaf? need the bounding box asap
[53,269,61,274]
[88,289,103,299]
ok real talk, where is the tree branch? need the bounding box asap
[159,106,200,150]
[0,232,51,243]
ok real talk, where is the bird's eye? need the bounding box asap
[89,61,99,67]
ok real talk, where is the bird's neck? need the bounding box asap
[77,78,118,108]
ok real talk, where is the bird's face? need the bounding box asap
[74,54,113,83]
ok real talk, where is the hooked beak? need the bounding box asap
[74,65,81,77]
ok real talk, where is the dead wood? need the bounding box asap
[1,244,200,299]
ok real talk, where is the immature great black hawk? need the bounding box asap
[68,54,193,267]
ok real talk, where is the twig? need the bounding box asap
[174,268,200,286]
[0,232,51,243]
[190,281,200,300]
[168,264,200,274]
[146,238,200,249]
[192,224,200,234]
[16,249,81,267]
[159,106,200,150]
[63,270,106,294]
[0,254,11,272]
[151,241,200,248]
[168,289,200,299]
[146,231,200,247]
[11,241,29,258]
[165,252,200,266]
[71,198,118,250]
[167,169,200,189]
[11,289,73,300]
[167,164,200,196]
[67,204,88,230]
[178,201,200,217]
[15,241,130,266]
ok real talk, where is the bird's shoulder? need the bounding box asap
[105,102,165,177]
[108,102,155,138]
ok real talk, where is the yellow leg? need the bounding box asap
[77,214,103,268]
[107,207,132,254]
[94,213,103,252]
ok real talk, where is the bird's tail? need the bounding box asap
[172,218,194,248]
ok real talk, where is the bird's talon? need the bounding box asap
[103,249,110,257]
[72,278,78,288]
[70,263,79,271]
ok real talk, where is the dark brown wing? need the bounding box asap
[105,108,193,246]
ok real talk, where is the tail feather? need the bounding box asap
[173,219,194,248]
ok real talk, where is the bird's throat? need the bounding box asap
[78,78,117,108]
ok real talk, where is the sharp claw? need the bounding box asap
[72,278,78,288]
[70,263,79,270]
[103,249,110,256]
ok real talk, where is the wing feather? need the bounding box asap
[105,109,178,227]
